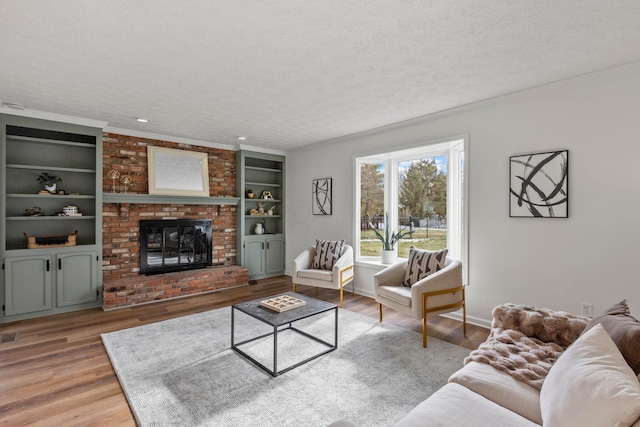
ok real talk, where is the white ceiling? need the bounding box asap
[1,1,640,151]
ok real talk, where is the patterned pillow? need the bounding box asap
[402,247,448,287]
[311,239,345,270]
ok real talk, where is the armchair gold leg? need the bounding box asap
[378,303,383,322]
[463,298,467,336]
[422,317,427,348]
[339,286,344,308]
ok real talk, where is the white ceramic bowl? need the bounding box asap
[63,205,79,215]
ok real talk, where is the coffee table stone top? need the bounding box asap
[232,292,337,327]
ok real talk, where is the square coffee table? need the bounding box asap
[231,292,338,376]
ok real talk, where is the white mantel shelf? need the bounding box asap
[102,193,240,205]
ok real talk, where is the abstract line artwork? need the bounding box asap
[312,178,332,215]
[510,150,569,218]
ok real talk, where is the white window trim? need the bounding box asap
[354,135,469,285]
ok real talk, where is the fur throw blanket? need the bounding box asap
[464,304,591,389]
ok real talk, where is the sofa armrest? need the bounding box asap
[373,260,407,288]
[333,245,354,284]
[410,259,463,308]
[292,247,314,276]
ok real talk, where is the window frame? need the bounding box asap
[354,135,469,284]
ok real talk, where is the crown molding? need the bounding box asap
[0,106,108,129]
[104,126,236,151]
[238,143,286,156]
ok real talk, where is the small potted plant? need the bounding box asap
[368,212,415,264]
[37,172,62,193]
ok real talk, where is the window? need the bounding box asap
[355,137,467,280]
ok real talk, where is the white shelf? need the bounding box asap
[7,216,96,221]
[6,164,96,174]
[7,193,96,199]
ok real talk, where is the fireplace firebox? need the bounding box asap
[140,219,212,275]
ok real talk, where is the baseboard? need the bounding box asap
[441,311,491,329]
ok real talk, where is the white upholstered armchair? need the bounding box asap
[374,255,465,347]
[292,243,354,307]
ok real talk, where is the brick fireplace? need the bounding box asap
[101,133,248,309]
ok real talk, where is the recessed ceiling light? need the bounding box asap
[136,118,150,123]
[237,136,247,140]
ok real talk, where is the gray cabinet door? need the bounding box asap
[4,255,53,316]
[244,239,265,277]
[265,236,284,275]
[56,252,98,307]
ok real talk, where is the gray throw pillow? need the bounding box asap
[581,299,640,375]
[311,239,344,270]
[402,247,448,287]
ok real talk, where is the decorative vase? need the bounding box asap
[45,183,57,193]
[254,222,264,235]
[247,189,254,199]
[381,249,397,265]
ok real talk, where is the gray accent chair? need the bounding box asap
[374,256,465,347]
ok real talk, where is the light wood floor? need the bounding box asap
[0,276,489,426]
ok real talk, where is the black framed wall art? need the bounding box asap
[509,150,569,218]
[312,178,332,215]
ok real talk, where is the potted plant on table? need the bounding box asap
[37,172,62,193]
[367,212,415,264]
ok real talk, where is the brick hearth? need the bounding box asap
[102,133,248,309]
[103,265,248,309]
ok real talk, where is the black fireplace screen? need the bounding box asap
[140,219,212,275]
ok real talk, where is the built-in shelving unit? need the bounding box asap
[0,114,103,323]
[236,151,285,280]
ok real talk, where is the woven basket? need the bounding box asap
[24,230,78,249]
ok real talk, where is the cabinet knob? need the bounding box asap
[58,259,62,270]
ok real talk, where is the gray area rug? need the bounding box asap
[102,306,470,426]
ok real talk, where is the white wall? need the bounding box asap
[285,62,640,326]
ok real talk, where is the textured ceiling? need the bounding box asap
[1,1,640,151]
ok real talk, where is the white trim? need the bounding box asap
[105,126,236,150]
[0,106,108,129]
[238,143,286,156]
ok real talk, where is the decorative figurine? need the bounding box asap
[108,170,120,193]
[120,174,132,194]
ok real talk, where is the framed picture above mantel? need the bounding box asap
[147,146,210,197]
[509,150,569,218]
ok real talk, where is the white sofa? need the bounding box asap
[331,301,640,427]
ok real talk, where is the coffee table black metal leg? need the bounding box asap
[231,306,235,347]
[334,307,338,349]
[273,324,278,376]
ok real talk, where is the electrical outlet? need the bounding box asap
[581,302,593,316]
